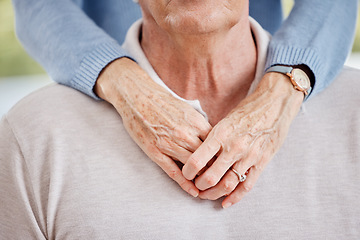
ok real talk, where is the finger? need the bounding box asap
[198,121,212,141]
[198,169,239,200]
[231,134,269,178]
[197,157,216,176]
[158,141,193,164]
[182,135,221,180]
[195,130,270,191]
[156,135,200,164]
[221,136,273,207]
[171,109,211,149]
[156,154,200,198]
[194,150,239,190]
[185,112,212,141]
[173,133,204,153]
[222,166,261,208]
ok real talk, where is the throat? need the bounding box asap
[197,67,256,126]
[141,18,258,125]
[158,48,257,125]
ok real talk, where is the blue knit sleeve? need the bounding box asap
[12,0,141,99]
[265,0,358,97]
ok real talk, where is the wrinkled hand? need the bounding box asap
[182,72,304,207]
[95,58,212,197]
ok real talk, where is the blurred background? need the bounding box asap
[1,0,360,116]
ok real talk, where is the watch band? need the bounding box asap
[266,65,312,100]
[266,65,293,76]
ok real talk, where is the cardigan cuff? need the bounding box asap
[265,44,325,98]
[71,42,134,100]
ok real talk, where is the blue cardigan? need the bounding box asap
[12,0,358,99]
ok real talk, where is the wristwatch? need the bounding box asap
[266,66,312,97]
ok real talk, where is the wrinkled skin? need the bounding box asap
[95,58,212,197]
[96,58,304,206]
[182,72,304,208]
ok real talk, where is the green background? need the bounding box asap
[1,0,359,77]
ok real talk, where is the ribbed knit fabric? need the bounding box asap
[72,42,131,98]
[266,46,322,91]
[12,0,358,99]
[12,0,141,100]
[265,0,358,97]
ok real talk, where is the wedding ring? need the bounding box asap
[231,168,247,182]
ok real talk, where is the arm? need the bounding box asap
[182,0,358,207]
[13,0,211,197]
[95,58,211,197]
[266,0,358,97]
[12,0,141,98]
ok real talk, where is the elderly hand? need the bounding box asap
[182,72,304,207]
[95,58,212,198]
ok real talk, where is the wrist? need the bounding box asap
[274,64,314,94]
[266,65,313,100]
[260,72,304,107]
[94,57,138,103]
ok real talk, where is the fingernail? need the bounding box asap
[189,189,199,198]
[223,202,232,209]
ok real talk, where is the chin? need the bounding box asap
[141,0,245,35]
[163,8,237,35]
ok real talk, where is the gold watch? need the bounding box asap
[266,66,312,96]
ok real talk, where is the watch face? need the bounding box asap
[292,69,311,90]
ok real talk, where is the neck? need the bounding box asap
[141,13,257,125]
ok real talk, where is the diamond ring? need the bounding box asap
[231,168,247,182]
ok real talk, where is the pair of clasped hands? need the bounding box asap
[95,58,303,208]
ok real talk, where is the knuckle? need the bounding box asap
[168,169,180,180]
[222,158,232,165]
[228,141,245,154]
[151,153,165,165]
[145,147,165,163]
[198,122,212,135]
[181,135,197,149]
[174,126,195,142]
[223,180,237,192]
[145,143,158,154]
[237,144,248,154]
[246,151,259,163]
[223,154,237,164]
[187,156,203,171]
[201,122,212,133]
[173,126,187,139]
[254,164,263,172]
[214,127,229,140]
[253,150,262,160]
[204,175,217,187]
[242,182,253,193]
